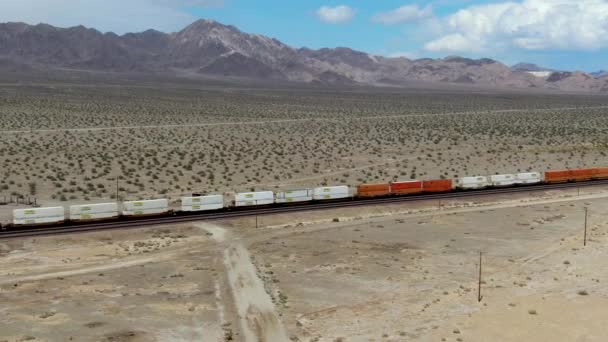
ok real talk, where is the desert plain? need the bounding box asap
[2,74,608,341]
[2,75,608,221]
[1,185,608,341]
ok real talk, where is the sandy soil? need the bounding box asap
[1,186,608,341]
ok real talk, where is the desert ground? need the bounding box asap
[2,76,608,222]
[2,185,608,341]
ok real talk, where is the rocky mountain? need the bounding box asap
[0,19,607,92]
[591,70,608,78]
[511,62,555,72]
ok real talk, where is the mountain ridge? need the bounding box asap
[1,19,607,92]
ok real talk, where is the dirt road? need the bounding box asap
[200,223,289,342]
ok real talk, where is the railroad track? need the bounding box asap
[2,180,607,239]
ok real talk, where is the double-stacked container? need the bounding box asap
[70,203,119,221]
[313,186,350,200]
[275,189,313,203]
[123,199,169,216]
[235,191,274,207]
[181,195,224,212]
[13,207,65,225]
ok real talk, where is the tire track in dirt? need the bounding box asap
[198,223,289,342]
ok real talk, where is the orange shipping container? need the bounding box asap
[545,168,596,183]
[570,168,596,181]
[357,183,391,198]
[544,170,570,183]
[390,180,423,195]
[594,167,608,179]
[422,179,453,193]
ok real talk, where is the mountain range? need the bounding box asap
[1,19,608,92]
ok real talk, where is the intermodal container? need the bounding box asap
[313,186,350,200]
[544,170,570,183]
[275,189,313,203]
[235,191,274,207]
[515,172,542,184]
[123,199,169,216]
[456,176,490,190]
[181,195,224,212]
[489,174,517,187]
[422,179,453,193]
[545,169,596,183]
[594,167,608,179]
[570,168,596,181]
[70,203,119,221]
[390,180,423,195]
[357,183,390,198]
[13,207,65,225]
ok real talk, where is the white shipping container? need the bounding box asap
[516,172,542,184]
[70,203,119,221]
[313,186,350,200]
[181,195,224,212]
[275,189,313,203]
[70,203,118,221]
[13,207,65,225]
[235,191,274,207]
[489,174,517,187]
[456,176,490,189]
[123,199,169,216]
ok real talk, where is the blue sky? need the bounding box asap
[2,0,608,71]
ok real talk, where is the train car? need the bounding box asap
[235,191,274,207]
[390,180,423,195]
[569,168,596,181]
[456,176,490,190]
[275,189,313,203]
[593,167,608,180]
[422,179,453,193]
[515,172,542,184]
[181,195,224,212]
[545,168,596,183]
[357,183,390,198]
[123,199,169,216]
[13,207,65,226]
[544,170,570,183]
[489,174,517,187]
[70,203,119,221]
[313,186,350,200]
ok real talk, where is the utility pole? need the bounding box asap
[584,207,588,246]
[478,251,483,302]
[256,215,258,229]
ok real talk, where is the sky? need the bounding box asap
[2,0,608,71]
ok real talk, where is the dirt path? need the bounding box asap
[0,119,312,134]
[199,223,289,342]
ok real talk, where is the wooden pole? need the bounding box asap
[478,251,483,302]
[584,207,588,247]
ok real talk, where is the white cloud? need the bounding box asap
[0,0,223,34]
[316,5,356,24]
[372,5,433,25]
[424,0,608,53]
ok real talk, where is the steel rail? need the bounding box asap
[2,179,607,239]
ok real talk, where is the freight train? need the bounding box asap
[2,167,608,230]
